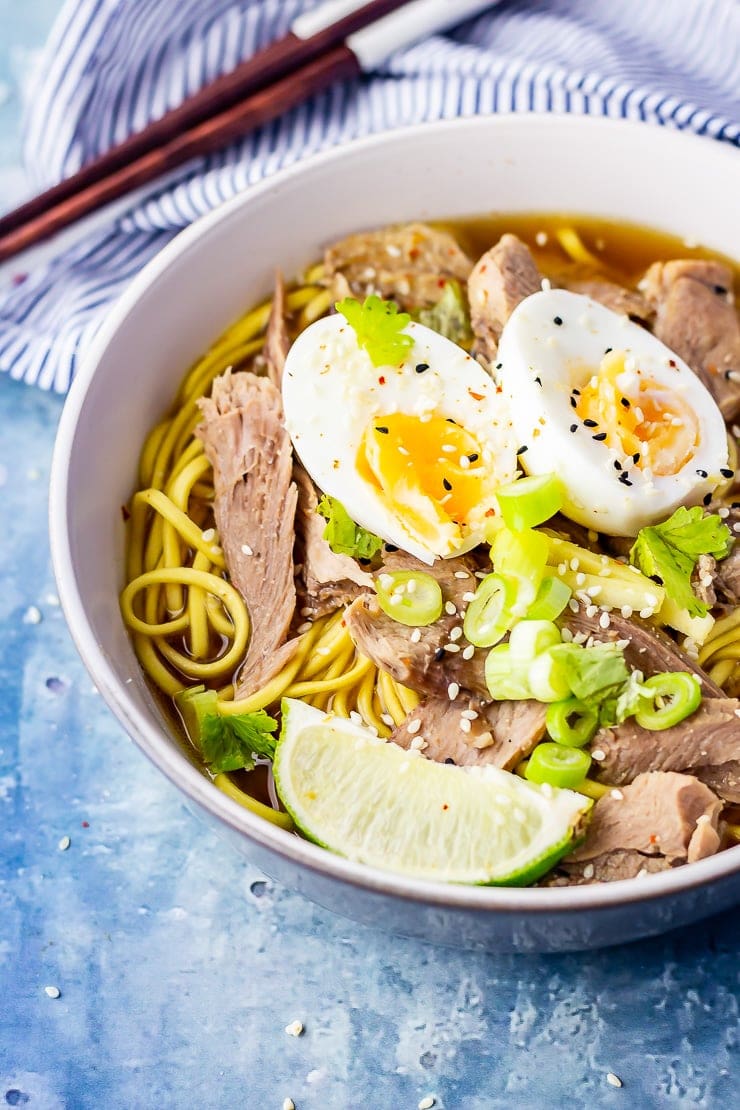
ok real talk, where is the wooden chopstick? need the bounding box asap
[0,0,410,253]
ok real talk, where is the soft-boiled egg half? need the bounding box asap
[282,315,517,563]
[497,289,729,536]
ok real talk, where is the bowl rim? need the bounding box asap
[50,112,740,916]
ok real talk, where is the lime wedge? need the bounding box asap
[274,699,592,886]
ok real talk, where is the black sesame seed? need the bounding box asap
[632,452,640,464]
[468,453,479,462]
[703,493,712,505]
[696,468,708,478]
[495,362,503,370]
[620,397,631,408]
[570,424,578,433]
[604,347,613,354]
[618,473,633,486]
[584,418,598,428]
[385,544,398,553]
[444,757,456,765]
[572,388,581,396]
[375,425,389,434]
[553,316,563,326]
[714,285,728,296]
[516,445,528,455]
[446,418,458,425]
[614,460,622,471]
[358,557,371,565]
[434,647,446,662]
[592,432,607,441]
[721,468,734,478]
[534,376,542,386]
[732,502,740,509]
[415,362,429,373]
[570,396,578,408]
[443,478,453,491]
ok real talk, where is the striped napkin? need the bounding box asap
[1,0,738,393]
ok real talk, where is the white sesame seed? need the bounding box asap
[459,718,472,733]
[454,570,470,579]
[474,570,487,579]
[378,573,393,589]
[44,986,61,999]
[570,557,580,571]
[410,628,422,643]
[560,628,574,642]
[283,1099,296,1110]
[719,506,730,518]
[599,612,610,630]
[201,527,215,542]
[536,231,548,246]
[606,1073,623,1089]
[459,455,471,469]
[240,543,253,556]
[22,605,42,625]
[462,644,475,660]
[611,789,624,801]
[620,605,633,619]
[462,591,476,603]
[557,562,567,575]
[284,1020,304,1037]
[441,443,455,453]
[461,709,478,720]
[418,1098,436,1110]
[406,578,417,594]
[734,522,740,534]
[449,627,463,641]
[445,601,457,616]
[568,599,580,613]
[297,621,312,634]
[381,713,395,727]
[582,864,595,880]
[407,718,422,734]
[586,585,602,598]
[350,711,363,725]
[58,836,71,852]
[447,682,460,701]
[586,604,598,619]
[639,607,654,619]
[591,749,606,761]
[575,572,586,586]
[541,277,552,291]
[443,643,461,653]
[409,736,425,751]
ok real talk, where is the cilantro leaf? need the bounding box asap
[200,709,278,774]
[630,507,732,618]
[336,295,414,367]
[416,281,472,346]
[550,641,630,702]
[317,494,383,560]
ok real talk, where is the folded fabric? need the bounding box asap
[0,0,738,393]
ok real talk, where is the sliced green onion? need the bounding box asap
[491,526,550,614]
[526,575,572,621]
[496,473,564,531]
[509,619,562,662]
[546,697,600,747]
[527,649,572,703]
[484,644,532,700]
[525,742,592,788]
[463,573,518,647]
[375,570,443,627]
[633,672,702,731]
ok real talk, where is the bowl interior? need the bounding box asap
[51,115,740,916]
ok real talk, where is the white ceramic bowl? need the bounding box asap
[50,115,740,952]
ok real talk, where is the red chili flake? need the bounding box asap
[468,389,485,401]
[378,375,386,384]
[649,833,658,844]
[81,821,90,828]
[437,278,446,288]
[485,508,496,517]
[668,359,677,368]
[442,804,449,811]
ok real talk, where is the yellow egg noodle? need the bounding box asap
[121,242,740,834]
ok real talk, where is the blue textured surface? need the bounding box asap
[1,8,740,1110]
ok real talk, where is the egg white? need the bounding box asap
[282,314,517,562]
[496,289,729,536]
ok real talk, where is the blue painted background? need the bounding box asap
[0,6,739,1108]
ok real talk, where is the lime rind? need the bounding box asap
[274,699,591,887]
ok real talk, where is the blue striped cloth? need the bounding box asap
[2,0,739,393]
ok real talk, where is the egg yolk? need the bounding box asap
[575,350,699,476]
[359,413,489,549]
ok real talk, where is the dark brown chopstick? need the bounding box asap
[0,44,363,264]
[0,0,410,249]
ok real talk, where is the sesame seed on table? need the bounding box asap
[1,8,740,1110]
